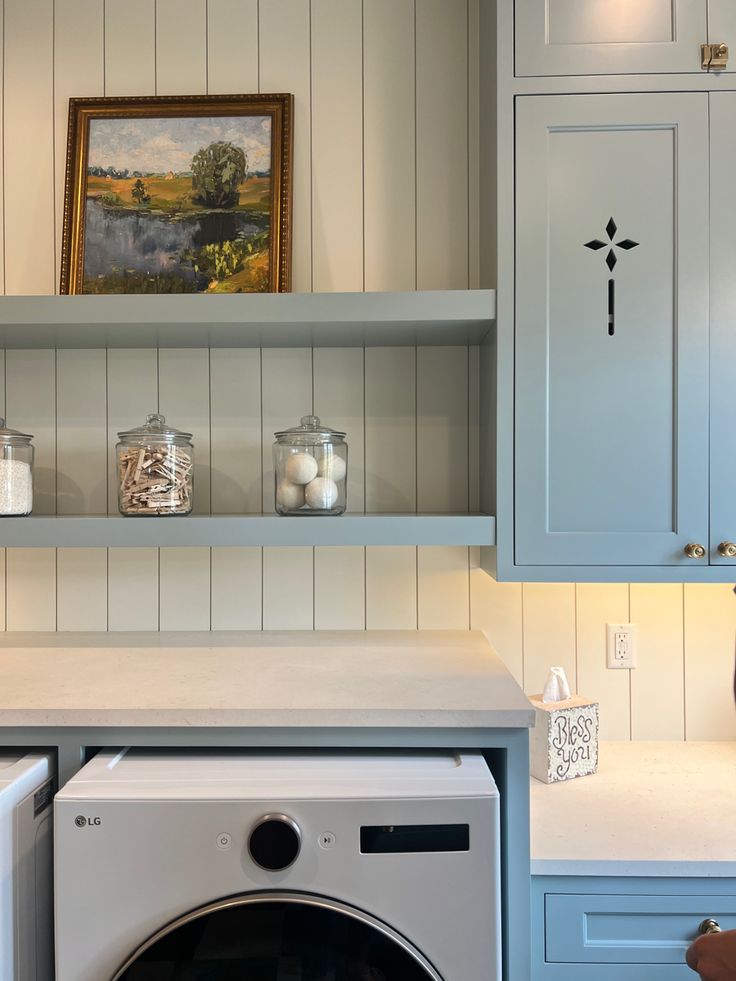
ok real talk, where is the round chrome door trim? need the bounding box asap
[247,812,302,869]
[110,891,444,981]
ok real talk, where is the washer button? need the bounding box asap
[318,831,336,850]
[216,832,232,850]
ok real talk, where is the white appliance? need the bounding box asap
[55,748,501,981]
[0,752,54,981]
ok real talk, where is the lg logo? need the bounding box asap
[74,815,102,828]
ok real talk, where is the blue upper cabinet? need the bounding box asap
[513,94,711,575]
[709,93,736,567]
[515,0,707,76]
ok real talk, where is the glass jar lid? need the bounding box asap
[118,413,193,444]
[274,414,346,445]
[0,418,33,444]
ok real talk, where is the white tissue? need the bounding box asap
[542,666,571,703]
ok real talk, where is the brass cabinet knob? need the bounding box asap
[684,543,707,559]
[718,542,736,558]
[699,918,722,935]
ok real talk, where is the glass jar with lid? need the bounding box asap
[117,413,194,516]
[273,415,347,516]
[0,419,34,516]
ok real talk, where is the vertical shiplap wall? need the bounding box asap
[0,0,734,740]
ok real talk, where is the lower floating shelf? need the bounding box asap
[0,514,496,548]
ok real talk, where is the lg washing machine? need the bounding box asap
[0,751,54,981]
[55,748,501,980]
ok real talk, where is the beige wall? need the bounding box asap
[0,0,734,740]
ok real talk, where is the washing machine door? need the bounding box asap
[112,892,443,980]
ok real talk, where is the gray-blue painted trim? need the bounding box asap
[0,513,496,547]
[0,291,496,349]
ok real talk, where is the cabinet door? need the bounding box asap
[709,0,736,71]
[515,1,706,76]
[709,93,736,565]
[515,94,709,568]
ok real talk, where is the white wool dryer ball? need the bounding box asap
[316,450,347,483]
[284,452,318,485]
[305,476,339,510]
[276,479,305,510]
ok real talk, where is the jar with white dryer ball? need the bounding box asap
[0,420,34,516]
[273,415,347,516]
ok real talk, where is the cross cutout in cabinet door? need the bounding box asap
[584,218,639,336]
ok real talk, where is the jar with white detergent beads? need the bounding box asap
[273,415,347,516]
[0,419,34,516]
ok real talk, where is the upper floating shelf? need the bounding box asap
[0,514,496,548]
[0,290,495,349]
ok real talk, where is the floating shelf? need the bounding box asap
[0,514,496,548]
[0,290,495,349]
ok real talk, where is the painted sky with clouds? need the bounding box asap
[88,115,272,174]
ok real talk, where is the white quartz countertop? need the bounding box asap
[531,741,736,877]
[0,630,534,729]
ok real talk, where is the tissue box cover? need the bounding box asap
[529,694,599,784]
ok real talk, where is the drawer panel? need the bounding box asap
[546,893,736,964]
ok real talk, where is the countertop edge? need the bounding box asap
[0,708,536,729]
[531,859,736,878]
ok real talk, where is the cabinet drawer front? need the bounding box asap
[515,94,709,568]
[515,0,706,77]
[546,893,736,964]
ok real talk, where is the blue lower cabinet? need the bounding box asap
[532,877,736,980]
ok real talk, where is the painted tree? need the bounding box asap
[191,142,248,208]
[131,178,150,205]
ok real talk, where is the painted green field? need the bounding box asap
[87,173,271,216]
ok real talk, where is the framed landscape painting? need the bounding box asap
[60,93,293,294]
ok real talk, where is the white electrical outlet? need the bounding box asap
[606,623,638,669]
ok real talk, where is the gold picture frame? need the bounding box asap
[60,93,293,294]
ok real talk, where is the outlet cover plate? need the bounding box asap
[606,622,637,669]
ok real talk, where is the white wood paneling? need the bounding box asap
[262,547,313,630]
[314,547,365,629]
[155,0,208,96]
[365,546,417,629]
[54,0,104,283]
[259,0,312,292]
[104,0,156,95]
[160,547,210,630]
[57,548,107,630]
[416,0,468,290]
[107,548,159,631]
[469,549,523,685]
[417,346,468,512]
[684,584,736,741]
[364,347,415,513]
[311,0,363,292]
[207,0,260,94]
[630,583,685,740]
[7,549,55,632]
[522,583,577,696]
[56,349,108,629]
[363,0,415,291]
[4,0,55,296]
[211,548,262,630]
[576,583,631,741]
[417,546,469,629]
